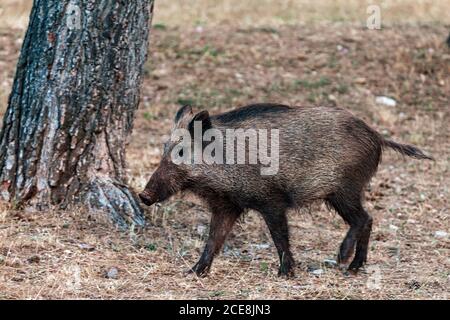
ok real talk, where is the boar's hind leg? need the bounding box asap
[348,212,372,271]
[327,192,372,271]
[261,208,295,277]
[189,203,242,277]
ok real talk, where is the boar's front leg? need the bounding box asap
[189,202,242,277]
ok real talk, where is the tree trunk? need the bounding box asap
[0,0,154,227]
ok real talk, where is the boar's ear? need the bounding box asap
[174,105,193,124]
[188,110,212,135]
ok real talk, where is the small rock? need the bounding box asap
[307,265,324,276]
[251,243,271,250]
[336,44,349,54]
[354,77,366,84]
[310,268,324,276]
[105,267,119,279]
[323,259,337,268]
[434,231,448,239]
[196,225,207,236]
[389,224,399,232]
[79,243,95,251]
[420,74,426,83]
[375,96,397,107]
[234,72,245,83]
[419,193,426,202]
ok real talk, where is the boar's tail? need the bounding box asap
[382,139,434,160]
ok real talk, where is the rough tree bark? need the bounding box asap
[0,0,154,227]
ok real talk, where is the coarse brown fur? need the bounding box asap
[139,104,433,277]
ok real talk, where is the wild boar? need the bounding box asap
[139,103,433,277]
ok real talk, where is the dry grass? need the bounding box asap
[154,0,450,26]
[0,2,449,300]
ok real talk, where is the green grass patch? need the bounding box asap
[153,23,167,30]
[295,77,331,89]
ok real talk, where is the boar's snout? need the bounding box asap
[139,191,157,206]
[139,157,187,206]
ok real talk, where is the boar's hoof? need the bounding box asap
[348,258,365,273]
[278,267,295,278]
[278,257,295,278]
[139,192,156,206]
[186,263,210,277]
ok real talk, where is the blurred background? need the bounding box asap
[1,0,449,29]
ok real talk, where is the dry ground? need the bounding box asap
[0,1,449,300]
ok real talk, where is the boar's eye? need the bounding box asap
[178,149,184,157]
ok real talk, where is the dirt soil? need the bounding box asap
[0,24,449,299]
